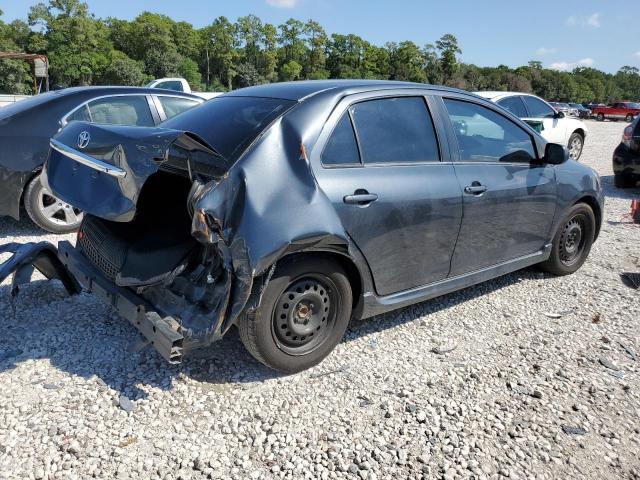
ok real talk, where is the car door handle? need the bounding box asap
[343,192,378,205]
[464,184,488,195]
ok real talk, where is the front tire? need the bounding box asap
[567,132,584,160]
[596,113,605,121]
[625,114,634,123]
[539,203,595,276]
[238,256,353,373]
[23,175,83,234]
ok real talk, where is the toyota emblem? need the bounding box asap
[77,131,91,149]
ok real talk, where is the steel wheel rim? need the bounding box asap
[37,185,82,227]
[559,214,586,265]
[569,136,582,159]
[272,275,337,355]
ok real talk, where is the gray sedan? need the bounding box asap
[1,80,603,373]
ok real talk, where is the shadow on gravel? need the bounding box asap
[600,175,640,201]
[0,215,50,239]
[0,267,543,400]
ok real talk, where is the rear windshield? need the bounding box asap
[626,102,640,109]
[161,96,296,161]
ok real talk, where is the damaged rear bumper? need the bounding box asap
[1,241,185,364]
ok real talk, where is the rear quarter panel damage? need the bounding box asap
[190,112,351,337]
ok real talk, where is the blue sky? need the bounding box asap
[3,0,639,73]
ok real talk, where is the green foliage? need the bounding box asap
[1,2,639,103]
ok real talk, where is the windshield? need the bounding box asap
[627,102,640,109]
[161,96,297,161]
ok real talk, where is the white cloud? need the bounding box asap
[536,47,557,56]
[634,51,640,59]
[266,0,298,7]
[586,13,600,27]
[566,13,601,28]
[549,58,594,71]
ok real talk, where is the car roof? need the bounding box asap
[58,86,202,100]
[474,91,537,101]
[224,79,468,102]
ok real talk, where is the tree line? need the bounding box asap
[1,0,639,103]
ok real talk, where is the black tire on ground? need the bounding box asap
[596,113,605,121]
[614,173,637,189]
[23,175,83,234]
[238,255,353,373]
[625,114,634,122]
[539,203,596,276]
[567,132,584,160]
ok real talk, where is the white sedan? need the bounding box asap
[475,91,588,160]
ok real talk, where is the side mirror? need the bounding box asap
[544,143,569,165]
[555,111,565,119]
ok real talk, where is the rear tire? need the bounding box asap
[238,256,353,373]
[539,203,595,276]
[614,173,637,188]
[567,132,584,160]
[23,175,83,234]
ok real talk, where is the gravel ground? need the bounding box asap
[1,120,639,480]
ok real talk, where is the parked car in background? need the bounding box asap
[612,114,640,188]
[0,94,31,108]
[568,103,591,119]
[145,78,222,100]
[1,80,604,373]
[476,92,588,160]
[0,86,203,233]
[549,102,577,117]
[592,102,640,122]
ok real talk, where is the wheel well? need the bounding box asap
[575,196,601,240]
[572,128,585,139]
[20,169,42,206]
[276,251,363,310]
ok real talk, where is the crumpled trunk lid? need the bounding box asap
[44,121,226,222]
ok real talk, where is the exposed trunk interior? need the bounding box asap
[78,171,199,286]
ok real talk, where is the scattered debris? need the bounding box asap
[118,395,135,413]
[599,357,620,372]
[508,382,543,399]
[619,342,637,361]
[592,313,602,324]
[620,272,640,290]
[543,312,562,319]
[562,425,587,436]
[608,370,625,379]
[42,383,59,390]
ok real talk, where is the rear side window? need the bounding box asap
[66,105,91,123]
[443,98,536,163]
[86,96,155,126]
[522,96,556,118]
[497,96,528,118]
[158,96,200,120]
[322,113,361,166]
[350,97,440,164]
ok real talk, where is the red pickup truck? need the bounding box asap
[593,102,640,122]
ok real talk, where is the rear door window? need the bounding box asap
[86,95,155,126]
[350,97,440,164]
[444,98,536,163]
[497,96,528,118]
[322,113,361,166]
[522,96,556,119]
